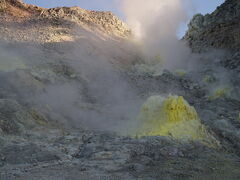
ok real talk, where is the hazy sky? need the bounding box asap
[23,0,225,36]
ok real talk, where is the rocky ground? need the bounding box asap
[0,0,240,179]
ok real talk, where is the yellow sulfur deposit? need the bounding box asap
[154,55,162,62]
[208,87,230,100]
[175,69,186,77]
[203,75,215,83]
[136,95,218,147]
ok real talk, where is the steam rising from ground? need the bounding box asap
[0,35,142,133]
[0,1,238,138]
[120,0,192,69]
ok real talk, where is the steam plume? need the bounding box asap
[120,0,192,69]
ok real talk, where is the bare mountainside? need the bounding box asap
[0,0,130,42]
[0,0,240,179]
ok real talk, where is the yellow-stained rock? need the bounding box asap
[136,95,219,147]
[203,75,215,83]
[175,69,186,77]
[208,87,230,100]
[29,109,48,126]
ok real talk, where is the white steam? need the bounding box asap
[120,0,192,69]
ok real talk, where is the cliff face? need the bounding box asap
[185,0,240,52]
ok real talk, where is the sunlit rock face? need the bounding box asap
[0,0,131,43]
[136,95,218,146]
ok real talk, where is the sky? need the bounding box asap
[23,0,225,37]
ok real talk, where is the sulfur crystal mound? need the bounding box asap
[136,95,219,147]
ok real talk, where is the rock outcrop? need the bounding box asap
[40,7,130,38]
[185,0,240,52]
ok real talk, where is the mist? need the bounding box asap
[120,0,193,70]
[33,39,142,132]
[0,30,142,133]
[0,0,237,136]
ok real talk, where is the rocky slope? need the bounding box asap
[0,0,130,43]
[185,0,240,53]
[0,0,240,179]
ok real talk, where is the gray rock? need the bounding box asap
[0,144,60,165]
[0,99,31,134]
